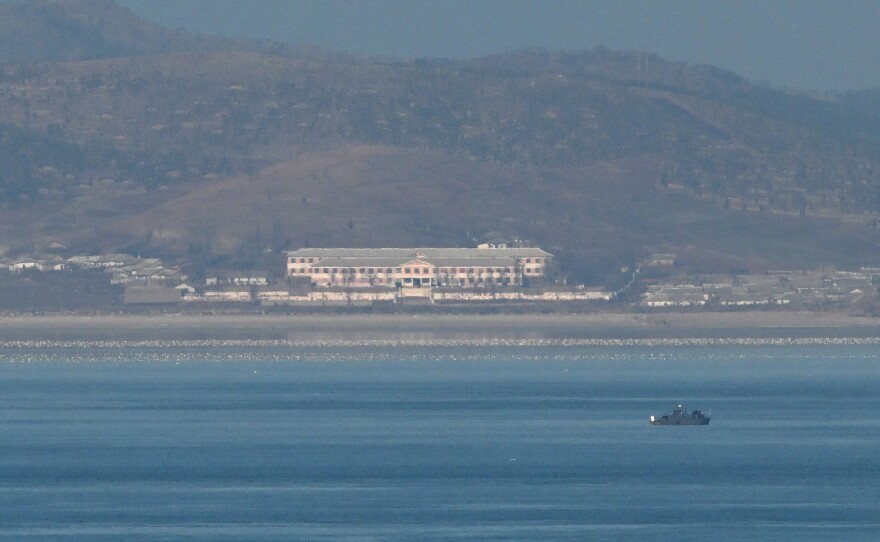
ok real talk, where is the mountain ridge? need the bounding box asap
[1,0,880,284]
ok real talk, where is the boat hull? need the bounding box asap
[650,406,710,425]
[649,417,710,426]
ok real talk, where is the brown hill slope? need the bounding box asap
[38,145,875,283]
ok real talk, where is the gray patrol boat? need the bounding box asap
[650,404,710,425]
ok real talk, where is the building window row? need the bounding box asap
[296,266,521,275]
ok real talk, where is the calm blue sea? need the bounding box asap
[1,344,879,540]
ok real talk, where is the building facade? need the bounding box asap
[286,247,551,288]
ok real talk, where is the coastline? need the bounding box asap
[2,311,880,342]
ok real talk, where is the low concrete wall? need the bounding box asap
[432,290,612,302]
[185,288,612,304]
[124,286,182,304]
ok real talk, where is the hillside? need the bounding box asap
[0,0,244,62]
[1,0,880,285]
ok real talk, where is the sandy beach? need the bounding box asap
[1,311,880,342]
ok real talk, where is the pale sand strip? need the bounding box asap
[0,312,879,341]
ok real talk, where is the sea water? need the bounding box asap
[1,343,879,540]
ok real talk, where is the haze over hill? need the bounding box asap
[2,0,880,285]
[117,0,880,92]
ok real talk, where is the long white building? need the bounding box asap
[286,247,551,288]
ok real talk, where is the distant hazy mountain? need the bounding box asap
[839,88,880,120]
[1,0,880,283]
[0,0,253,62]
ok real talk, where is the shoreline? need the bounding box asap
[1,311,880,341]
